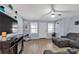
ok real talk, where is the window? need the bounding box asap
[30,22,38,33]
[48,23,54,33]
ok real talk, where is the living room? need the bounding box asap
[1,0,79,59]
[0,4,79,54]
[11,4,79,54]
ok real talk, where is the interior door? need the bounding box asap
[39,22,47,38]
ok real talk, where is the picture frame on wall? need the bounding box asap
[75,21,79,25]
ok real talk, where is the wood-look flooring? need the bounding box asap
[22,38,71,54]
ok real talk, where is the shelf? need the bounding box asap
[0,11,17,23]
[0,5,17,22]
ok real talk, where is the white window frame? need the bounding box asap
[30,22,38,34]
[48,23,54,34]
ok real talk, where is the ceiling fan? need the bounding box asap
[41,4,75,17]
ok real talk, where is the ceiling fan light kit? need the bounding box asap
[41,4,73,18]
[51,14,55,17]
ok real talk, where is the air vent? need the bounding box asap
[8,4,13,10]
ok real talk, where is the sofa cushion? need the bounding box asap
[67,33,76,40]
[52,37,70,48]
[70,40,79,48]
[67,48,78,54]
[75,38,79,41]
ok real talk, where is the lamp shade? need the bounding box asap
[2,32,7,41]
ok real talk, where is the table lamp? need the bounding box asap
[2,32,7,41]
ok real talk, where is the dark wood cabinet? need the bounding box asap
[0,8,23,54]
[0,35,24,54]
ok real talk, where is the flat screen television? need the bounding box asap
[0,12,17,35]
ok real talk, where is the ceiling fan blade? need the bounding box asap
[40,4,56,17]
[50,4,76,13]
[55,10,76,13]
[41,10,52,17]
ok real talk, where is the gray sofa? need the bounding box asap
[52,33,79,48]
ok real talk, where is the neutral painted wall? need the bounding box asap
[69,16,79,33]
[18,15,79,38]
[23,20,54,39]
[55,17,71,37]
[17,16,23,34]
[55,16,79,37]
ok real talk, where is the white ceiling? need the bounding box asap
[12,4,79,21]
